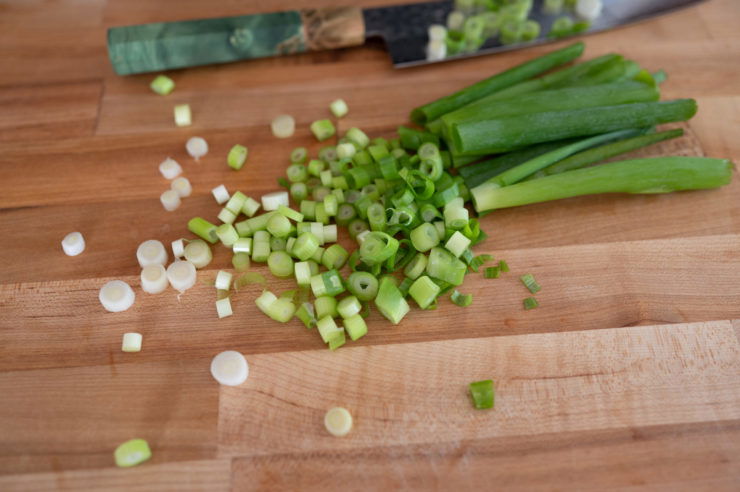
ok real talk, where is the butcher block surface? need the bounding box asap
[0,0,739,490]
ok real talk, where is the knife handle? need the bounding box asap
[107,7,365,75]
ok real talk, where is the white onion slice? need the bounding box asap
[160,190,181,211]
[99,280,136,312]
[136,240,168,268]
[216,297,233,319]
[159,158,182,179]
[61,231,85,256]
[271,114,295,138]
[121,332,143,352]
[215,270,232,290]
[140,264,168,294]
[324,407,353,437]
[186,136,209,160]
[170,176,192,197]
[261,191,289,211]
[171,239,185,258]
[166,260,196,293]
[183,240,212,269]
[210,350,249,386]
[212,184,230,205]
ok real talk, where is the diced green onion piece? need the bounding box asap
[287,163,308,183]
[330,99,349,118]
[228,144,248,170]
[293,232,320,261]
[290,146,308,164]
[520,273,541,294]
[293,261,311,286]
[267,251,294,278]
[311,119,336,141]
[317,316,344,343]
[216,224,239,247]
[347,271,379,301]
[375,276,410,325]
[337,296,361,319]
[367,202,387,232]
[408,275,441,309]
[232,252,250,271]
[242,196,261,217]
[469,379,494,409]
[224,191,247,215]
[336,142,356,160]
[523,296,539,309]
[188,217,218,244]
[343,314,367,341]
[215,297,233,318]
[217,208,237,225]
[450,289,473,307]
[445,231,472,258]
[346,127,370,149]
[426,247,467,286]
[290,182,308,202]
[484,266,500,278]
[214,270,232,291]
[322,244,349,270]
[261,191,289,211]
[499,260,510,272]
[266,214,291,238]
[323,194,338,216]
[271,114,295,138]
[251,239,270,263]
[174,104,191,127]
[469,254,492,273]
[114,438,152,468]
[277,205,303,223]
[188,135,209,160]
[295,302,316,329]
[315,296,338,320]
[310,269,346,297]
[444,198,469,230]
[150,75,174,95]
[121,332,143,353]
[360,231,399,265]
[311,246,325,263]
[183,239,213,269]
[233,237,252,255]
[410,223,440,252]
[403,253,428,280]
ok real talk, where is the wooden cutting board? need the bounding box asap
[1,0,739,490]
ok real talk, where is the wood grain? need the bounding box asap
[1,0,739,489]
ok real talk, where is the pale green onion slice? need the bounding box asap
[216,297,233,318]
[324,407,353,437]
[188,217,218,244]
[410,223,440,252]
[315,296,338,319]
[323,225,337,243]
[310,119,336,141]
[347,271,378,301]
[404,253,428,280]
[271,114,295,138]
[61,231,85,256]
[320,169,333,187]
[294,261,313,287]
[268,251,294,278]
[321,244,348,270]
[523,296,539,309]
[214,270,232,291]
[99,280,136,312]
[277,205,304,222]
[211,184,230,205]
[225,191,247,215]
[210,350,249,386]
[170,176,192,197]
[426,247,467,286]
[233,238,252,254]
[469,379,494,409]
[520,273,541,294]
[136,240,168,268]
[445,231,472,258]
[121,332,143,352]
[185,136,208,160]
[166,260,197,292]
[310,223,326,244]
[228,144,248,170]
[114,438,152,467]
[140,264,168,294]
[323,194,338,216]
[360,232,399,265]
[183,239,212,268]
[443,197,469,230]
[337,142,356,159]
[266,297,296,322]
[450,289,473,307]
[150,75,175,95]
[346,127,369,148]
[261,191,289,211]
[310,270,345,297]
[375,276,410,325]
[409,275,440,309]
[174,104,192,127]
[255,290,277,312]
[232,252,250,271]
[160,189,181,211]
[317,316,343,343]
[158,157,182,179]
[330,99,349,118]
[242,196,261,217]
[337,296,361,319]
[344,314,367,341]
[217,208,237,225]
[290,146,308,164]
[171,239,185,258]
[293,232,320,261]
[296,302,317,329]
[266,214,291,238]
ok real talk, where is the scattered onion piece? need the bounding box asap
[271,114,295,138]
[210,350,249,386]
[61,231,85,256]
[99,280,136,312]
[186,136,208,160]
[166,260,196,292]
[324,407,353,437]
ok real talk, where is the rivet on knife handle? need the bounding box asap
[107,7,365,75]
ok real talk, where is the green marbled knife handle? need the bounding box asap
[107,7,365,75]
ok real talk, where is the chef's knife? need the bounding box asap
[107,0,705,75]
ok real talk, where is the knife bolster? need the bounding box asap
[300,7,365,51]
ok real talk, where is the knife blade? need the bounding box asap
[107,0,706,75]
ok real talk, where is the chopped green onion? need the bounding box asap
[295,302,316,329]
[211,184,230,205]
[468,379,494,409]
[210,350,249,386]
[214,270,232,290]
[136,240,167,268]
[523,296,539,309]
[346,127,370,149]
[216,224,239,247]
[286,163,308,183]
[343,314,367,341]
[256,290,296,322]
[310,269,346,297]
[268,251,294,278]
[484,266,500,278]
[311,119,336,141]
[317,316,344,343]
[150,75,175,95]
[114,438,152,468]
[360,231,399,265]
[232,252,250,271]
[336,142,356,159]
[290,182,308,202]
[322,244,349,270]
[403,253,428,280]
[166,260,196,293]
[217,208,237,225]
[293,232,320,261]
[290,146,308,164]
[450,289,473,307]
[121,332,143,353]
[347,271,379,301]
[294,261,313,287]
[444,198,469,230]
[216,297,233,318]
[330,99,349,118]
[261,191,289,211]
[160,190,181,211]
[241,196,261,217]
[174,103,191,127]
[520,273,541,294]
[337,296,362,319]
[233,237,252,255]
[140,264,168,294]
[315,296,339,319]
[323,194,338,216]
[469,254,492,272]
[426,247,467,286]
[367,202,387,232]
[444,231,471,258]
[324,407,353,436]
[410,223,440,252]
[499,260,510,272]
[183,239,213,269]
[323,225,337,243]
[99,280,136,312]
[375,276,410,325]
[227,144,249,170]
[276,205,303,223]
[224,191,246,215]
[251,238,270,263]
[408,275,440,309]
[158,157,182,179]
[271,114,295,138]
